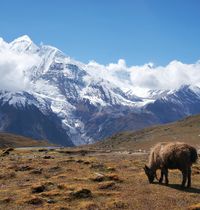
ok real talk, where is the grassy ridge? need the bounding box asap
[0,132,50,148]
[89,114,200,151]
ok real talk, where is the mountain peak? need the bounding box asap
[11,35,32,43]
[9,35,39,53]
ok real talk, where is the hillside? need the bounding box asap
[0,132,50,148]
[89,114,200,151]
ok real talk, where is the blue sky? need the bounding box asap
[0,0,200,66]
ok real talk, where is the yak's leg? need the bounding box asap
[165,169,169,185]
[163,168,169,185]
[159,169,164,183]
[187,167,191,188]
[181,169,188,187]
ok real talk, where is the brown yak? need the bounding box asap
[144,142,198,187]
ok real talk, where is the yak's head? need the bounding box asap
[143,165,156,183]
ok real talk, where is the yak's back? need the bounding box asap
[160,142,198,164]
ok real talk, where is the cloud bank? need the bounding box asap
[0,35,200,94]
[0,49,40,91]
[86,59,200,92]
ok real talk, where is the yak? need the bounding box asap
[144,142,198,187]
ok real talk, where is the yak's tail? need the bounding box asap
[190,147,198,163]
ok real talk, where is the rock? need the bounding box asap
[43,155,54,159]
[26,197,43,205]
[46,199,56,204]
[38,149,48,152]
[0,197,12,204]
[90,163,105,170]
[107,200,128,209]
[106,167,116,172]
[1,148,14,156]
[43,181,55,187]
[5,148,14,152]
[31,184,46,193]
[91,173,105,182]
[15,165,32,171]
[48,166,61,172]
[91,173,121,182]
[76,159,84,163]
[30,168,43,175]
[83,161,91,165]
[69,188,92,199]
[98,181,116,189]
[80,151,87,156]
[106,174,121,181]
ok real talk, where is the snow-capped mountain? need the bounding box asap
[0,35,200,146]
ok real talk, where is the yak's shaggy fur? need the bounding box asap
[144,142,198,187]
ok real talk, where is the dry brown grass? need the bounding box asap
[0,147,199,210]
[1,114,200,209]
[0,132,51,148]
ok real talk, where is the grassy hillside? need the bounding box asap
[0,132,50,148]
[89,114,200,151]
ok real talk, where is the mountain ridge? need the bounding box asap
[1,35,200,146]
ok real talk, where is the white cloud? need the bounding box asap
[85,59,133,90]
[129,60,200,90]
[0,49,40,91]
[1,36,200,95]
[85,59,200,92]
